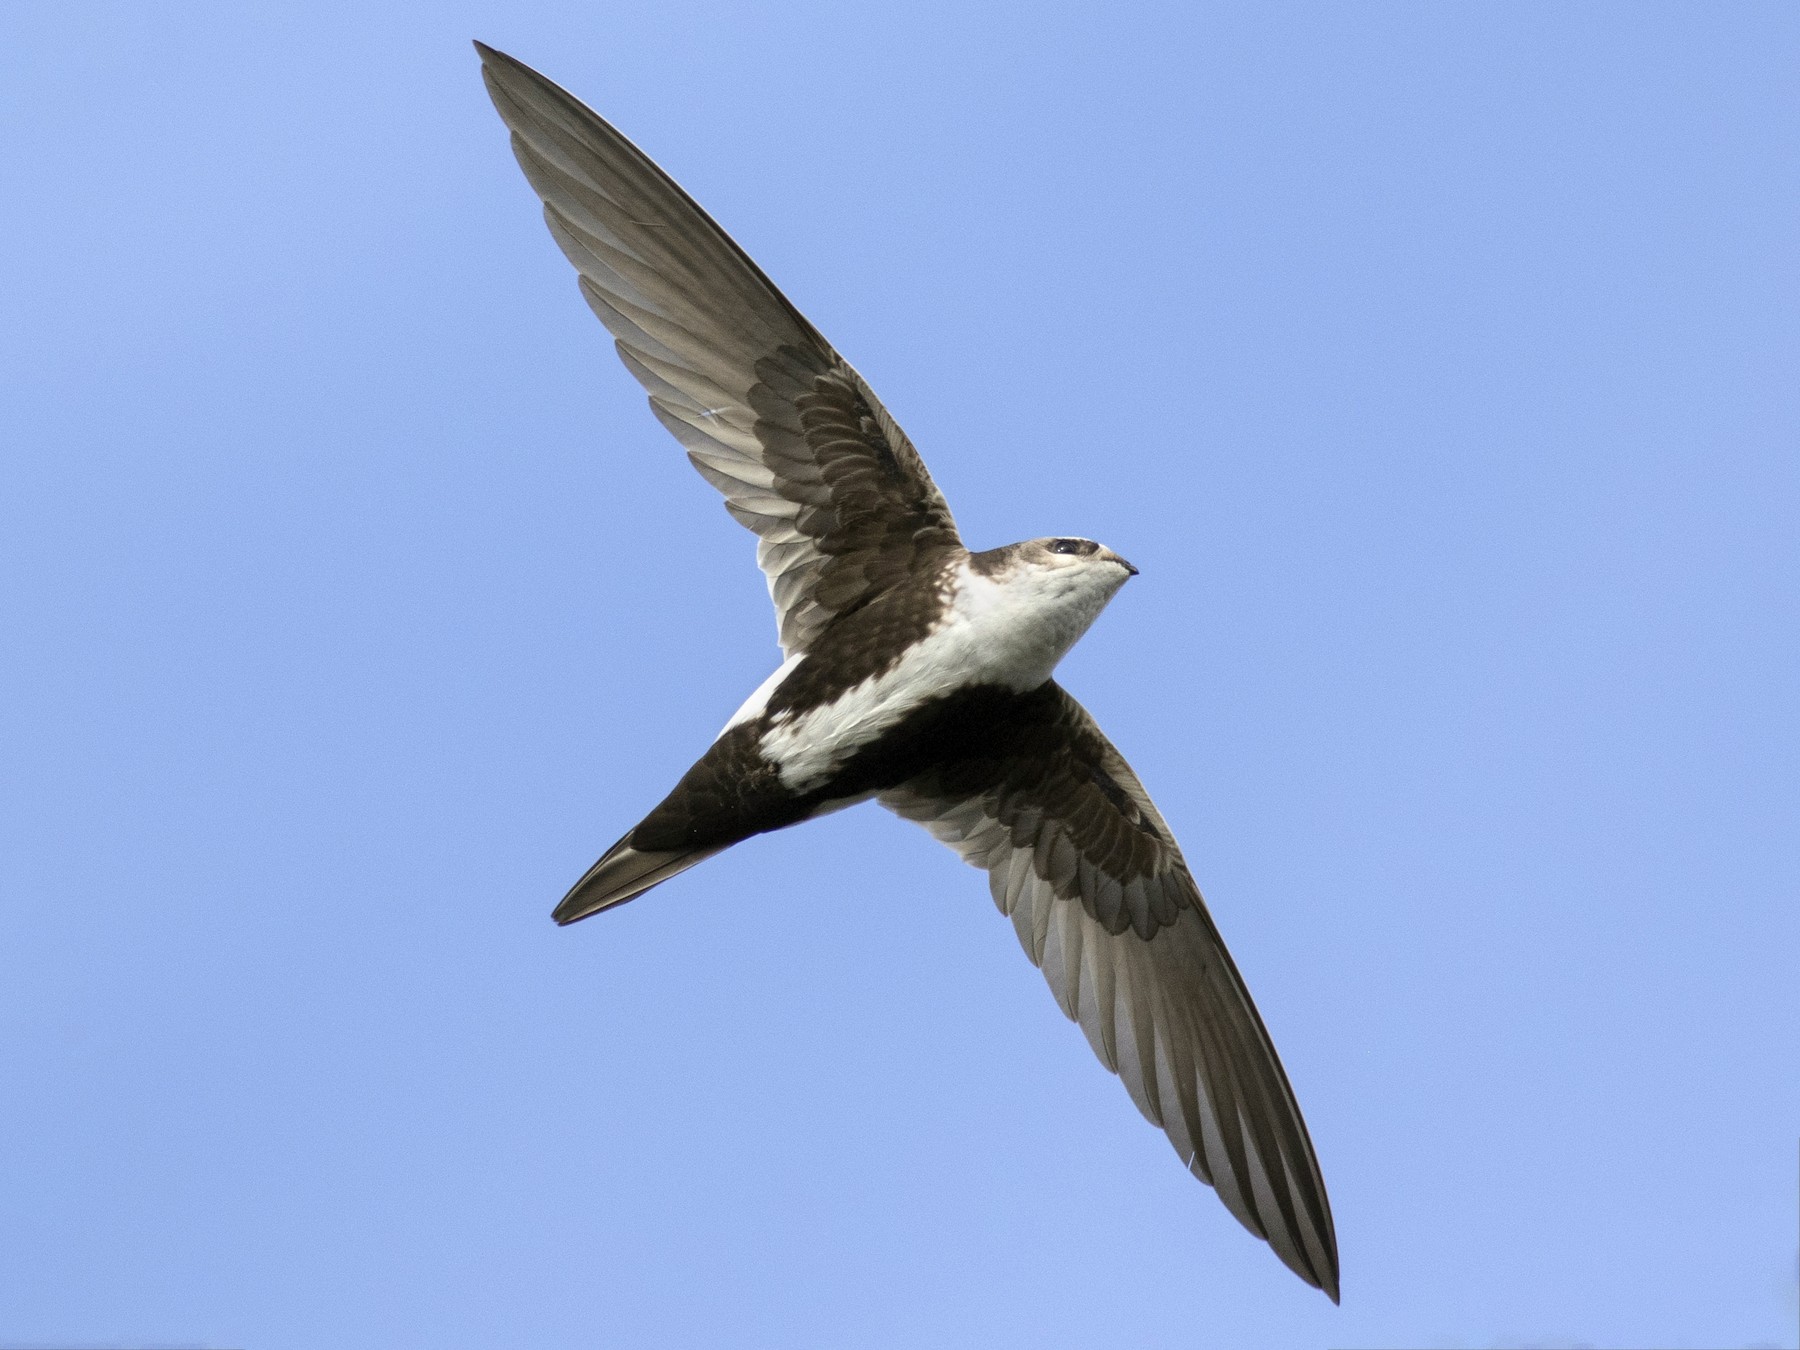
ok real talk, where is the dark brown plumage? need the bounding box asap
[479,41,1339,1301]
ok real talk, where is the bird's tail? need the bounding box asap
[551,833,724,925]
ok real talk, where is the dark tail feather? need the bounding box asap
[552,834,723,925]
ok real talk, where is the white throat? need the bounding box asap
[945,556,1126,691]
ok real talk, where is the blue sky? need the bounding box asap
[3,3,1797,1347]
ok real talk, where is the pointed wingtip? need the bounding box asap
[471,41,523,80]
[1282,1246,1339,1302]
[1274,1240,1338,1302]
[1294,1218,1340,1303]
[1309,1236,1341,1302]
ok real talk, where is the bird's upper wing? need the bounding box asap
[879,683,1339,1300]
[477,44,962,656]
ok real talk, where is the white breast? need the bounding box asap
[757,557,1126,791]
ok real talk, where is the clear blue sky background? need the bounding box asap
[3,3,1796,1348]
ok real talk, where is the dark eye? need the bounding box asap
[1048,538,1085,555]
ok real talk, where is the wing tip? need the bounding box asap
[1266,1185,1340,1302]
[1289,1225,1341,1302]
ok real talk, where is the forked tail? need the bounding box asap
[552,835,724,925]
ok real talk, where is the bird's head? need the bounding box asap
[992,534,1139,625]
[955,536,1139,686]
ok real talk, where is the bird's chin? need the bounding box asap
[1096,549,1138,577]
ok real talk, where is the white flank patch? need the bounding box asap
[757,556,1129,791]
[718,651,807,738]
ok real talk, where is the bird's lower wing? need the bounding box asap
[878,683,1339,1300]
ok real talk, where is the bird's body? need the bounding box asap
[477,42,1341,1301]
[566,540,1138,920]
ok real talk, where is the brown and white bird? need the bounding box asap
[477,42,1339,1301]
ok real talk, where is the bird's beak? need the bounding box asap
[1103,549,1139,576]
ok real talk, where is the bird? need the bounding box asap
[475,41,1339,1301]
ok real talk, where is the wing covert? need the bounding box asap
[477,44,961,654]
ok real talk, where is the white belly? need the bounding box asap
[756,558,1121,791]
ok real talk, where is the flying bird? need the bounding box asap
[476,42,1339,1301]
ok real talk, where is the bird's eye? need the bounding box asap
[1048,538,1084,555]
